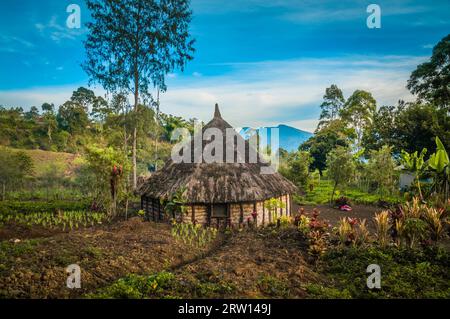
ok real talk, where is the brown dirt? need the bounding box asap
[0,218,322,299]
[0,218,213,298]
[172,227,321,298]
[294,204,383,231]
[0,223,64,241]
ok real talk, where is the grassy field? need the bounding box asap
[295,179,403,206]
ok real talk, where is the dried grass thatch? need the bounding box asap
[138,104,297,203]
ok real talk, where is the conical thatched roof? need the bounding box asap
[137,104,297,204]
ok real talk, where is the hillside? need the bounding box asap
[2,147,81,178]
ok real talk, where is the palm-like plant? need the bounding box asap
[400,148,428,200]
[428,136,449,201]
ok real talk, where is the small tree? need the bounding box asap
[366,145,397,199]
[400,148,427,200]
[279,150,311,192]
[0,148,34,200]
[326,146,355,204]
[84,144,129,216]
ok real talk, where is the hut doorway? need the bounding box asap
[209,204,229,228]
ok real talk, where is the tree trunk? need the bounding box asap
[330,181,338,206]
[132,77,139,189]
[1,182,5,201]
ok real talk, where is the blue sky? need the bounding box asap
[0,0,449,131]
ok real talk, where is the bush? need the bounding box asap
[335,196,351,207]
[317,246,450,299]
[86,271,175,299]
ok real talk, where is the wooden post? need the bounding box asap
[253,202,257,227]
[262,202,265,226]
[239,203,244,224]
[226,203,231,228]
[280,196,283,216]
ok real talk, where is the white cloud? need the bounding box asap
[0,84,105,108]
[0,55,424,132]
[35,15,86,43]
[158,55,424,130]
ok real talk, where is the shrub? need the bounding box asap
[403,218,428,249]
[335,196,351,207]
[297,215,311,236]
[374,211,390,248]
[87,271,175,299]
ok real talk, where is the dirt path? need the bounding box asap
[294,204,383,231]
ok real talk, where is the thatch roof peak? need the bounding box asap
[214,103,222,119]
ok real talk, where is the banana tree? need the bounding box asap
[164,187,188,221]
[428,137,449,201]
[400,148,428,200]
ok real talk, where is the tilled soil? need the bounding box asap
[294,204,382,231]
[0,218,212,298]
[0,217,323,299]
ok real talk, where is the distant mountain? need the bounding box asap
[240,124,313,152]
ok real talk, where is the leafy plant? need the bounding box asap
[171,222,217,248]
[374,211,390,248]
[400,148,427,200]
[403,218,428,248]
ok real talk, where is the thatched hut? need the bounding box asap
[137,104,298,228]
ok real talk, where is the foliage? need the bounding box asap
[300,119,354,174]
[428,136,449,200]
[334,196,351,207]
[264,198,286,221]
[0,200,90,214]
[0,148,34,196]
[400,147,428,199]
[86,271,175,299]
[83,0,195,188]
[83,145,129,216]
[297,214,311,236]
[365,145,397,198]
[326,146,355,203]
[340,90,376,148]
[374,211,390,248]
[163,187,188,220]
[257,274,290,297]
[278,150,311,191]
[407,33,450,109]
[294,179,401,206]
[317,84,345,129]
[336,217,369,247]
[0,210,107,230]
[316,246,450,299]
[171,222,218,248]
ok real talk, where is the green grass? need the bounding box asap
[0,200,90,215]
[309,246,450,299]
[294,180,402,206]
[86,271,236,299]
